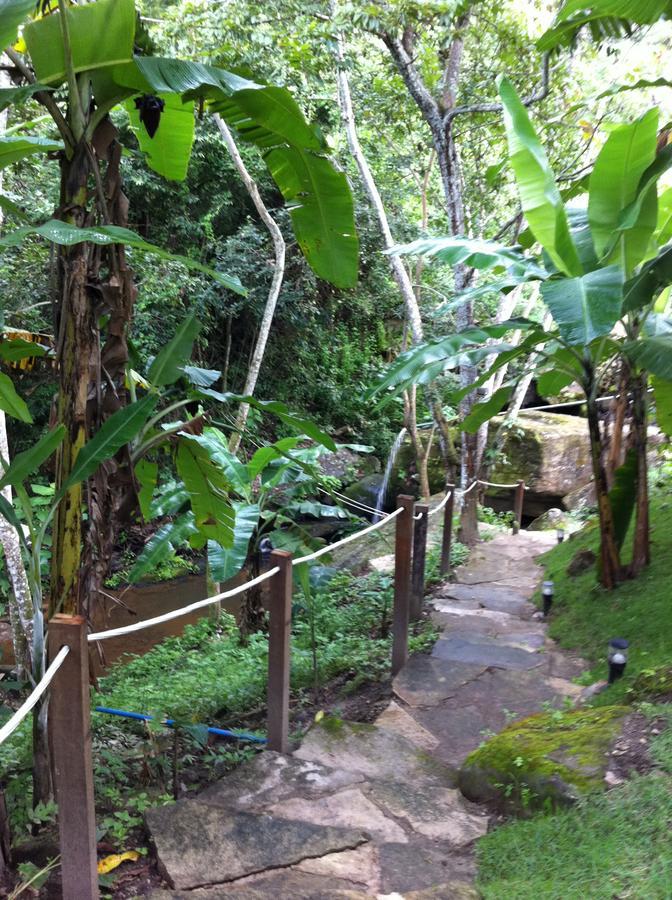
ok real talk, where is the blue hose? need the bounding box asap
[94,706,267,744]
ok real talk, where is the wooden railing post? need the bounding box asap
[48,615,99,900]
[267,549,293,753]
[392,495,415,676]
[410,502,429,621]
[439,488,455,576]
[512,480,525,535]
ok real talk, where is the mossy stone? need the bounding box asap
[458,705,628,815]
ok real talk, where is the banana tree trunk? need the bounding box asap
[586,393,624,589]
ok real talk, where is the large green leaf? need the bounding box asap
[180,429,250,497]
[497,76,582,277]
[175,439,234,548]
[148,312,200,387]
[608,448,638,552]
[0,135,62,169]
[389,236,544,278]
[24,0,135,86]
[462,386,514,433]
[0,220,245,293]
[207,502,260,583]
[623,244,672,313]
[264,146,358,289]
[540,0,672,51]
[0,0,37,54]
[626,334,672,378]
[588,109,658,271]
[62,394,157,493]
[0,337,48,362]
[652,376,672,435]
[540,266,624,346]
[0,426,64,493]
[128,514,197,583]
[112,58,357,288]
[0,84,53,112]
[125,93,195,182]
[247,437,301,482]
[0,372,31,422]
[135,459,158,521]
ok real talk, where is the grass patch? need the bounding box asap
[476,774,672,899]
[534,486,672,705]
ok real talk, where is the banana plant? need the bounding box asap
[372,79,672,588]
[0,0,358,624]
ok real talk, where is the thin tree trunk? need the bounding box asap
[214,115,286,455]
[630,372,650,574]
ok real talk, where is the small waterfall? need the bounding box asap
[374,427,407,520]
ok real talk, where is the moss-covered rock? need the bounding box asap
[458,706,628,815]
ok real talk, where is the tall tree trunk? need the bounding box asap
[214,116,286,456]
[333,16,456,490]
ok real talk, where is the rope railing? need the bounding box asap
[293,506,403,566]
[87,567,280,642]
[478,478,530,490]
[0,645,69,746]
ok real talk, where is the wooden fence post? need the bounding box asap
[410,502,429,621]
[48,614,99,900]
[512,480,525,535]
[439,488,455,576]
[392,495,415,676]
[266,549,293,753]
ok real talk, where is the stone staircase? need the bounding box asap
[147,530,585,898]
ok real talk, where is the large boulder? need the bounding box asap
[458,706,628,815]
[488,411,592,498]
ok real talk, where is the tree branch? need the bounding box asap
[444,53,550,125]
[4,47,75,149]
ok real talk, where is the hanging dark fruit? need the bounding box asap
[134,94,165,138]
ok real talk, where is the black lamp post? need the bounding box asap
[259,536,274,571]
[556,527,565,544]
[542,580,554,617]
[608,638,629,684]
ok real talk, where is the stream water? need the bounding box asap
[373,427,407,520]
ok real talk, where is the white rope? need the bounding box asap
[478,479,528,490]
[428,487,455,518]
[461,480,479,495]
[88,567,280,642]
[293,506,403,566]
[0,646,69,746]
[322,488,382,517]
[413,510,424,520]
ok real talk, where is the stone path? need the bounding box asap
[147,530,585,898]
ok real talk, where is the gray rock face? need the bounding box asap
[528,507,566,531]
[146,802,368,890]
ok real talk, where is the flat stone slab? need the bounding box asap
[435,583,528,605]
[268,787,408,843]
[377,841,476,894]
[375,700,439,751]
[431,601,518,625]
[296,844,380,893]
[145,802,367,890]
[393,655,486,708]
[149,870,366,898]
[367,779,489,846]
[443,628,546,652]
[198,752,363,813]
[294,718,455,786]
[432,636,544,670]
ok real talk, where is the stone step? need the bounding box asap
[431,636,545,670]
